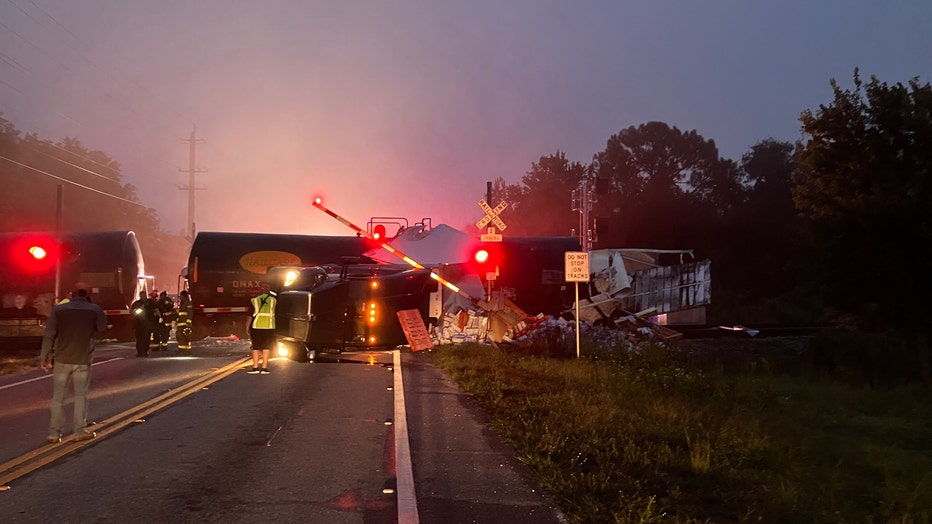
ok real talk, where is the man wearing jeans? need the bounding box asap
[39,288,107,443]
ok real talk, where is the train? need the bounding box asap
[1,226,584,352]
[0,230,147,346]
[182,231,375,340]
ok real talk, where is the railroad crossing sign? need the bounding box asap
[480,227,502,242]
[476,199,508,231]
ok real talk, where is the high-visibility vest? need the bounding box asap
[250,293,277,329]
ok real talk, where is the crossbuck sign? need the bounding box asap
[476,199,508,231]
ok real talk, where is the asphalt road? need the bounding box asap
[0,339,566,523]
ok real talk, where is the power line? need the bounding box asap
[0,153,146,207]
[31,148,121,184]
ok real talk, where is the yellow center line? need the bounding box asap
[0,356,251,488]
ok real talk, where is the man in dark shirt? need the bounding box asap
[39,288,107,443]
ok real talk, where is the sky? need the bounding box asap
[1,1,930,237]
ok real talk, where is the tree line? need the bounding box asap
[0,119,189,291]
[493,71,930,384]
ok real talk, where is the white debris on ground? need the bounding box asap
[432,303,680,356]
[198,335,242,347]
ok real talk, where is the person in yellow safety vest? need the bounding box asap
[246,283,277,374]
[176,290,193,350]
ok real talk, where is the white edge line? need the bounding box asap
[0,357,125,391]
[394,349,419,523]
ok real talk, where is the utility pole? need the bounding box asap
[177,127,207,242]
[54,184,63,301]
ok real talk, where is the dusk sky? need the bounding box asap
[2,1,930,237]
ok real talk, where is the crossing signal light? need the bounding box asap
[11,235,59,273]
[372,224,387,241]
[470,244,501,279]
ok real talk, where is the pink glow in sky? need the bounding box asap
[2,1,930,236]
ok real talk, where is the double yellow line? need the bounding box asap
[0,356,251,489]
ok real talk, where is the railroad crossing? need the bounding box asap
[476,198,507,242]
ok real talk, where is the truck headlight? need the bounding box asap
[276,342,289,357]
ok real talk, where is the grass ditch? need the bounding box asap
[430,340,932,523]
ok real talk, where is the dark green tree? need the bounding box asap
[592,121,742,253]
[497,151,586,236]
[0,116,188,287]
[794,70,932,381]
[731,139,800,301]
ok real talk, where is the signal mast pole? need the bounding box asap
[571,179,595,251]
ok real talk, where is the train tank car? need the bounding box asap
[0,230,146,346]
[183,231,374,340]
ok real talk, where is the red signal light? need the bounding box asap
[29,245,48,260]
[372,224,387,241]
[11,235,59,273]
[470,244,500,279]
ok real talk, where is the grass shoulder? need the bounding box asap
[429,341,932,523]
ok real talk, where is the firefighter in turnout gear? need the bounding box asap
[130,291,156,357]
[155,291,176,351]
[176,290,193,350]
[246,282,277,374]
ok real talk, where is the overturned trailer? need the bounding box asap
[271,233,584,359]
[273,262,440,361]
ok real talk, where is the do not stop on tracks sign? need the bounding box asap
[565,251,589,358]
[564,251,590,283]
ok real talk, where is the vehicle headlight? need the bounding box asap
[276,342,289,357]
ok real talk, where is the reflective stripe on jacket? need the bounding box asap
[250,293,277,329]
[177,299,193,326]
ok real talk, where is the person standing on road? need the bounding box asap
[39,288,107,443]
[246,283,277,374]
[176,290,193,351]
[155,290,176,351]
[130,290,156,357]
